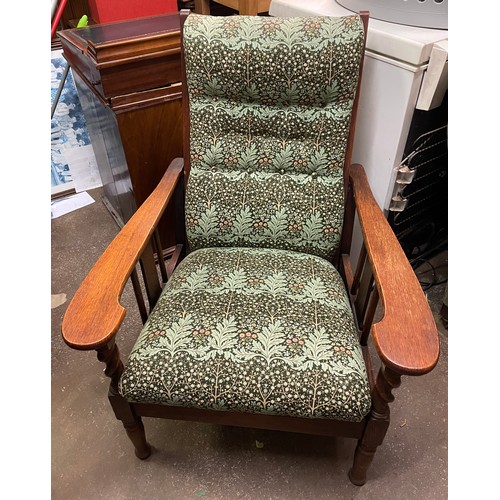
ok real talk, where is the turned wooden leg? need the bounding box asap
[348,365,401,486]
[97,341,152,460]
[123,418,152,459]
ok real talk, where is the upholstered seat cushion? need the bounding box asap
[119,247,371,422]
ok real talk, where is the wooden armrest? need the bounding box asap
[350,163,440,376]
[62,158,184,351]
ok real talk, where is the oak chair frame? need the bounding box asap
[61,10,440,486]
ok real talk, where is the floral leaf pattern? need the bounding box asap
[240,319,288,366]
[119,16,370,422]
[119,248,371,421]
[183,14,364,260]
[203,316,240,360]
[186,170,345,257]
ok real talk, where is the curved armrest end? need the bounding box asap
[350,163,440,376]
[62,280,126,351]
[372,306,440,377]
[61,158,184,351]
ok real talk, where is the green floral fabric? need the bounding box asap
[183,14,365,260]
[118,15,371,422]
[119,247,371,421]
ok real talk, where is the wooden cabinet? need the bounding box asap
[194,0,271,15]
[58,13,183,250]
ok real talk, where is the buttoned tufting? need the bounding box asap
[182,14,365,259]
[60,11,442,486]
[119,13,371,422]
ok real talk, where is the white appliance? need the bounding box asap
[336,0,447,29]
[269,1,448,259]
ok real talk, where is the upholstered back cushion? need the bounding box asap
[183,14,364,260]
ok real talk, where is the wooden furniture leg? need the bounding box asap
[348,365,402,485]
[97,341,152,459]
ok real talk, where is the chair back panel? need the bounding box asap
[183,14,365,259]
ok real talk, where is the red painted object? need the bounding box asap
[52,0,70,39]
[87,0,178,24]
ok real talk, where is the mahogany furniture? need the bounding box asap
[58,13,184,250]
[194,0,271,15]
[61,10,440,486]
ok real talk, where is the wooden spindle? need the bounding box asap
[130,267,148,324]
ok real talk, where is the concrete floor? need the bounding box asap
[51,187,448,499]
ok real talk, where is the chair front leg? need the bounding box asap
[97,341,151,459]
[349,365,401,486]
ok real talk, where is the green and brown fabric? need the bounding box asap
[119,14,371,422]
[183,14,365,260]
[119,247,371,421]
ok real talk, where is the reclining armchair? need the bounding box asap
[62,10,440,486]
